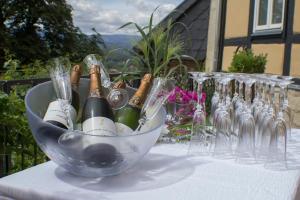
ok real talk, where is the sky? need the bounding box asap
[67,0,184,35]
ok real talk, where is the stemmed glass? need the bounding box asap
[48,57,75,130]
[278,76,294,139]
[84,54,129,109]
[213,76,233,158]
[231,76,240,111]
[189,73,212,155]
[251,76,264,127]
[256,78,276,162]
[210,73,220,120]
[264,77,293,169]
[232,75,245,141]
[136,77,175,132]
[235,76,256,164]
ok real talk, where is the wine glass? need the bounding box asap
[48,57,75,130]
[264,77,292,169]
[136,78,175,132]
[235,76,256,164]
[83,54,129,110]
[256,78,276,162]
[251,75,264,135]
[189,73,212,155]
[278,76,294,139]
[232,75,245,138]
[210,73,222,125]
[213,76,233,158]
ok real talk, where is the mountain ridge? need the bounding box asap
[102,34,140,49]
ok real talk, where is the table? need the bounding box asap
[1,130,300,200]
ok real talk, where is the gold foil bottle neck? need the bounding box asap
[142,73,153,83]
[129,73,153,108]
[70,65,82,86]
[113,80,126,89]
[89,65,103,97]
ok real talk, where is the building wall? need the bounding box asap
[224,0,250,38]
[290,44,300,77]
[252,44,285,75]
[220,0,299,75]
[294,0,300,33]
[221,46,238,71]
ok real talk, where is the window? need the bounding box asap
[253,0,285,33]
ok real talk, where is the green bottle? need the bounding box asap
[115,74,153,134]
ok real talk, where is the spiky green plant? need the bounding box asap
[119,9,198,78]
[113,59,142,83]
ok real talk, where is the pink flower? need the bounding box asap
[167,86,207,106]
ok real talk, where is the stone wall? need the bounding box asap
[288,89,300,128]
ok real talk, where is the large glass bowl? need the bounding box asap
[25,79,166,177]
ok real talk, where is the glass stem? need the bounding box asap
[234,79,239,97]
[238,81,244,100]
[259,81,263,101]
[197,81,203,110]
[269,83,275,112]
[245,85,252,109]
[215,79,219,96]
[218,83,223,105]
[264,83,269,104]
[255,81,260,100]
[222,83,227,105]
[283,85,288,106]
[137,115,147,131]
[279,86,285,112]
[193,78,197,93]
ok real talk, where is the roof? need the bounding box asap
[158,0,210,61]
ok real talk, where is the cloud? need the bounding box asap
[67,0,180,35]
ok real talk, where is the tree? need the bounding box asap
[0,0,105,69]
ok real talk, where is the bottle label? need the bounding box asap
[43,100,76,128]
[115,122,134,135]
[83,117,117,136]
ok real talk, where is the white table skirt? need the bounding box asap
[1,130,300,200]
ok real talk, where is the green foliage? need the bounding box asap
[119,9,198,78]
[1,58,48,80]
[0,0,105,68]
[228,48,267,73]
[0,90,45,174]
[113,61,141,82]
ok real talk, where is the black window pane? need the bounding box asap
[272,0,283,24]
[258,0,268,26]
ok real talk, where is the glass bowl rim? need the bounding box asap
[25,80,166,138]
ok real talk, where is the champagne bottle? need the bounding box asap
[112,80,126,89]
[115,74,153,133]
[81,65,117,136]
[43,65,81,129]
[70,64,82,113]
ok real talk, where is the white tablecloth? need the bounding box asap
[1,130,300,200]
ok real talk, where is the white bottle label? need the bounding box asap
[115,122,134,136]
[82,117,117,136]
[43,100,76,128]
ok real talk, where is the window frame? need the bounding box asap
[253,0,286,33]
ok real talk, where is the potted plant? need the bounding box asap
[119,9,198,79]
[119,9,203,141]
[228,47,267,73]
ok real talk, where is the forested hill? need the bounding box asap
[102,34,140,49]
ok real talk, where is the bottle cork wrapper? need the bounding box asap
[89,65,103,97]
[129,73,153,108]
[113,81,126,89]
[71,65,82,85]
